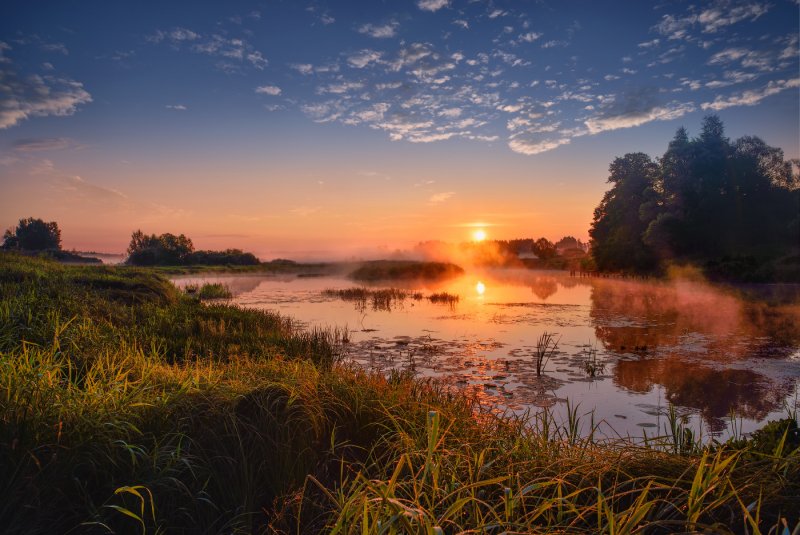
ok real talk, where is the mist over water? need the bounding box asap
[171,269,800,440]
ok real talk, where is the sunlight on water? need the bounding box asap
[475,280,486,297]
[171,270,800,441]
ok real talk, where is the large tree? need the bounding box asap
[589,152,660,272]
[2,218,62,250]
[590,115,800,276]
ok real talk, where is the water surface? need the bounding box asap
[171,269,800,441]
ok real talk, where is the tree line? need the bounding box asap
[126,230,259,266]
[1,220,259,266]
[589,115,799,281]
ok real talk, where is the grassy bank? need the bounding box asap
[349,260,465,282]
[0,253,797,534]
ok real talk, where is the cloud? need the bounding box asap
[165,104,187,110]
[255,85,281,96]
[318,81,364,94]
[417,0,448,12]
[697,2,769,32]
[12,137,77,151]
[701,78,800,110]
[519,32,543,43]
[508,137,570,155]
[149,28,267,70]
[54,175,129,204]
[655,1,770,39]
[41,42,69,55]
[439,107,462,117]
[358,22,399,38]
[348,49,382,68]
[0,69,92,129]
[428,191,455,204]
[147,27,199,43]
[290,63,314,75]
[585,101,695,134]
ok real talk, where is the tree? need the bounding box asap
[590,115,800,277]
[126,230,194,265]
[2,218,61,250]
[589,153,659,272]
[532,237,557,260]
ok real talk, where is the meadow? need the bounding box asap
[0,253,797,534]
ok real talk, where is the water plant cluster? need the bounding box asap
[323,287,459,312]
[0,253,797,534]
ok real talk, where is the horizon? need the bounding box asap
[1,0,798,255]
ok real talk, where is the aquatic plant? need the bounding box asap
[534,331,560,376]
[194,282,233,299]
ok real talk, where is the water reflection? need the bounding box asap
[475,281,486,296]
[170,269,800,438]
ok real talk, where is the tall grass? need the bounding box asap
[0,253,797,534]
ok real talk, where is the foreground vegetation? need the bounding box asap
[1,253,797,534]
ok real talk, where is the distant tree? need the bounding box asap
[532,237,557,260]
[126,230,194,265]
[1,229,18,250]
[2,218,62,250]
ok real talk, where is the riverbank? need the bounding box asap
[1,254,797,533]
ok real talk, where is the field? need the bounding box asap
[0,253,797,534]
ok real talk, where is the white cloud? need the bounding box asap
[348,49,382,68]
[439,107,462,117]
[453,19,469,29]
[701,78,800,110]
[429,191,455,203]
[255,85,281,96]
[638,38,660,48]
[708,47,750,64]
[318,82,364,94]
[290,63,314,75]
[417,0,449,12]
[358,22,399,38]
[508,137,570,155]
[519,32,543,43]
[165,104,187,110]
[0,72,92,129]
[584,102,695,134]
[697,2,769,32]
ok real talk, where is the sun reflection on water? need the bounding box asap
[476,281,486,297]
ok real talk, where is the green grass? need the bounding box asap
[0,252,797,534]
[349,260,465,282]
[189,282,233,299]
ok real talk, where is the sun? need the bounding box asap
[472,228,487,242]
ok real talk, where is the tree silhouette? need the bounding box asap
[590,115,799,279]
[2,218,62,250]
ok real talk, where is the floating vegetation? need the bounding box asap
[323,287,460,311]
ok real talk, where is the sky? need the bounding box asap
[1,0,798,258]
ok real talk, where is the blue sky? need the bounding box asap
[1,0,798,255]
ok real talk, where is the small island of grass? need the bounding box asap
[349,260,465,281]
